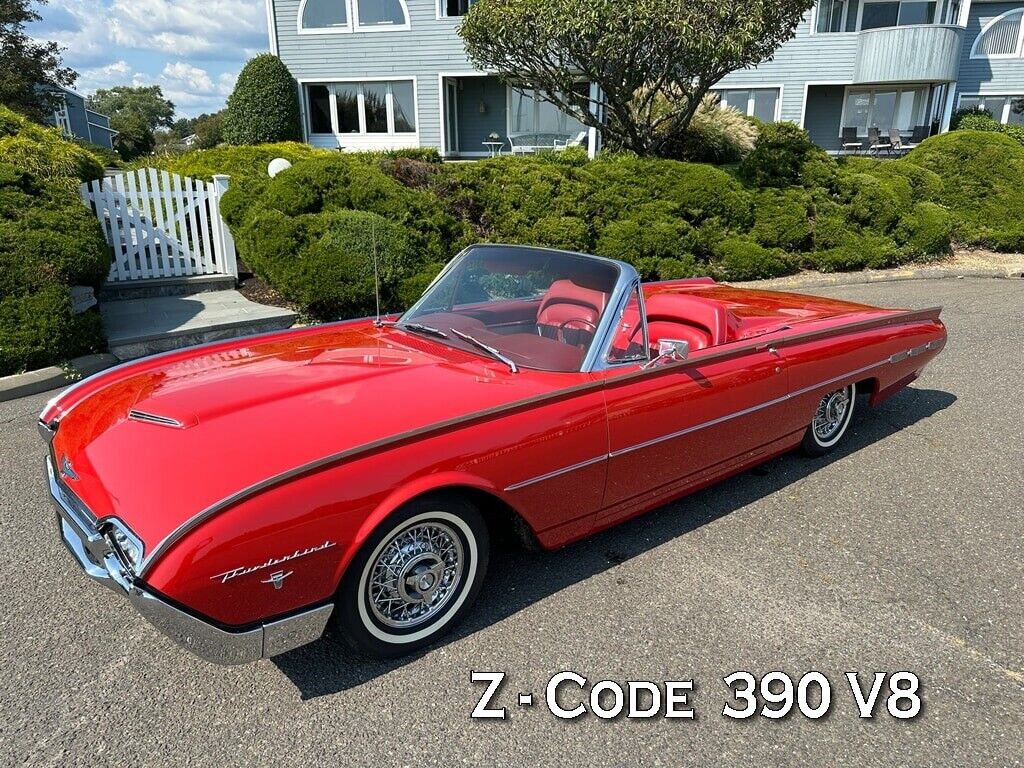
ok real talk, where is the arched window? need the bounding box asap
[971,8,1024,58]
[355,0,410,29]
[299,0,349,31]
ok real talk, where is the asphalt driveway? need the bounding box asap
[0,278,1020,767]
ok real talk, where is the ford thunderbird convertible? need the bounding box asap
[39,245,946,664]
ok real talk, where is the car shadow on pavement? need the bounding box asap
[273,386,956,699]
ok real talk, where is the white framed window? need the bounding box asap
[508,87,589,135]
[958,94,1024,125]
[438,0,477,18]
[305,80,417,135]
[970,9,1024,58]
[840,85,928,135]
[298,0,409,33]
[53,100,72,137]
[814,0,939,33]
[710,88,782,122]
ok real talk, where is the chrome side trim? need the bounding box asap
[504,454,607,492]
[128,410,184,428]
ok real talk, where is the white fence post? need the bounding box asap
[211,174,238,279]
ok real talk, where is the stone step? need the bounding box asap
[99,274,236,302]
[101,290,297,361]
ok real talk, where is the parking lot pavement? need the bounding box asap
[0,278,1020,767]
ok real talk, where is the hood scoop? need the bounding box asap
[128,409,188,429]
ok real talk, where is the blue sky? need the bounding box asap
[28,0,270,118]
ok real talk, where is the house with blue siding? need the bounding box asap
[45,86,116,150]
[266,0,1024,157]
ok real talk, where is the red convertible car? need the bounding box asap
[40,245,945,664]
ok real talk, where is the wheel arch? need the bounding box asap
[330,472,536,589]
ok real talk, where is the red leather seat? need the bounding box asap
[537,280,608,341]
[643,293,729,351]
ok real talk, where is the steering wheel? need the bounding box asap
[556,318,598,345]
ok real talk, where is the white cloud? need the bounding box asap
[76,59,135,92]
[162,62,214,93]
[108,0,267,57]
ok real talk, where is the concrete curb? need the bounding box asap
[0,353,119,403]
[735,263,1024,290]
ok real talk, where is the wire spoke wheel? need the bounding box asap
[367,521,465,630]
[802,383,856,456]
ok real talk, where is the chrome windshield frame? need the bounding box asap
[399,244,639,374]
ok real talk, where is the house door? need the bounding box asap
[445,80,459,156]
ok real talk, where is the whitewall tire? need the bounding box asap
[334,493,489,658]
[801,383,856,456]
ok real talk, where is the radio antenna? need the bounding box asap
[372,217,382,326]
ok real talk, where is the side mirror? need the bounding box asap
[657,339,690,361]
[643,339,690,369]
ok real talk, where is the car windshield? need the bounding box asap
[400,245,621,372]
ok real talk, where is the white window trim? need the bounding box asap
[956,93,1023,124]
[969,8,1024,59]
[53,100,72,137]
[297,0,411,34]
[839,84,931,137]
[436,0,473,20]
[301,77,419,137]
[709,85,784,122]
[812,0,945,34]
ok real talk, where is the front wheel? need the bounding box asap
[801,383,856,456]
[333,493,489,658]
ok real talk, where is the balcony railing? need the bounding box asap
[853,24,964,83]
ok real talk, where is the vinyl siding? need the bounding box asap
[274,0,477,150]
[716,12,859,125]
[956,1,1024,101]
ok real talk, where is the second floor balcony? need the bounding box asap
[853,23,964,83]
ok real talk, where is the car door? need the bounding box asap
[597,315,789,525]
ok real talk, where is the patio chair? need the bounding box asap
[553,130,587,151]
[889,128,905,156]
[868,127,892,157]
[900,125,930,153]
[841,127,863,155]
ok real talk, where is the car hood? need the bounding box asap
[49,321,573,553]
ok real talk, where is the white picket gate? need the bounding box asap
[80,168,238,282]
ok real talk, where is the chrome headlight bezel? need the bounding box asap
[105,519,145,572]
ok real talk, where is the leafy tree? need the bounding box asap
[223,54,301,145]
[193,111,224,149]
[460,0,814,156]
[87,85,175,131]
[0,0,77,121]
[110,112,156,160]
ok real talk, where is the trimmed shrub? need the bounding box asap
[751,188,813,251]
[223,55,302,145]
[596,213,697,266]
[659,94,758,164]
[905,130,1024,250]
[0,106,105,187]
[738,122,824,188]
[893,201,954,260]
[0,285,105,376]
[810,232,902,272]
[714,237,794,281]
[240,208,414,319]
[837,171,912,232]
[841,156,944,202]
[530,216,591,251]
[950,107,991,130]
[955,112,1000,132]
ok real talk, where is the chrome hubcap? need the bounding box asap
[368,522,464,629]
[813,387,851,442]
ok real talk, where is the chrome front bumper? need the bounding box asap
[46,456,333,665]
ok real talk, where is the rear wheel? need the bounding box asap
[333,493,489,658]
[801,383,856,456]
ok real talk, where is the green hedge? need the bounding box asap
[0,106,109,375]
[176,124,983,322]
[904,130,1024,251]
